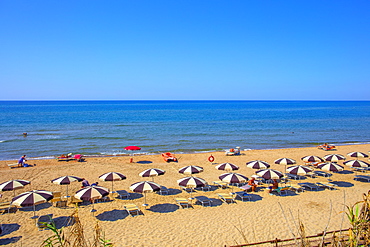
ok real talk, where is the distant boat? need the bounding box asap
[162,152,178,162]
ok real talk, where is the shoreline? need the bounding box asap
[0,143,369,246]
[6,141,369,162]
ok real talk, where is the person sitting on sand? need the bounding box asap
[269,179,279,193]
[82,178,90,187]
[247,177,258,192]
[91,182,99,186]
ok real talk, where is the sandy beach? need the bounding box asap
[0,144,369,246]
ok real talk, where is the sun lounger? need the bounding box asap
[354,167,370,173]
[354,175,370,182]
[123,204,142,216]
[285,173,304,180]
[158,186,169,195]
[234,191,251,201]
[316,182,337,190]
[213,181,229,189]
[117,190,130,199]
[314,171,331,177]
[271,186,291,196]
[298,183,320,191]
[69,197,83,206]
[175,198,192,209]
[305,172,317,178]
[8,163,22,168]
[194,196,213,207]
[37,214,53,230]
[0,202,17,214]
[289,185,305,193]
[200,184,212,192]
[217,193,236,204]
[180,186,194,193]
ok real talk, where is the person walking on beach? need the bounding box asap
[18,155,27,167]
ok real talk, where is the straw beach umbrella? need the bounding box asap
[130,181,161,206]
[12,190,53,218]
[51,175,83,198]
[99,172,127,193]
[246,160,270,169]
[215,163,239,171]
[323,154,346,162]
[0,179,31,197]
[75,185,109,212]
[347,152,368,159]
[139,168,165,181]
[178,165,203,176]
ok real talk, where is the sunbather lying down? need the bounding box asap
[317,143,335,151]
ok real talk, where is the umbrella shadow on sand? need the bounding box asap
[163,188,182,196]
[338,170,354,174]
[148,203,179,213]
[136,160,153,164]
[0,223,21,236]
[19,202,52,212]
[127,193,143,200]
[96,209,129,221]
[53,216,75,229]
[331,181,354,187]
[0,236,22,245]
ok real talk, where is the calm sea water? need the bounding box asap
[0,100,369,161]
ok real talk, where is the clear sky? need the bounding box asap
[1,1,369,100]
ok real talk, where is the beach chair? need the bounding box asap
[175,198,192,209]
[298,183,320,191]
[37,214,53,230]
[69,196,83,206]
[158,186,169,195]
[305,172,317,178]
[123,204,142,217]
[213,181,229,189]
[0,202,17,214]
[217,193,236,204]
[289,185,305,193]
[117,190,130,199]
[285,173,304,180]
[314,171,331,177]
[271,186,291,196]
[194,196,213,207]
[180,186,194,193]
[8,163,21,169]
[234,191,251,202]
[315,182,337,190]
[354,175,370,182]
[201,184,212,192]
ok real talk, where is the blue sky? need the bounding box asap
[1,1,369,100]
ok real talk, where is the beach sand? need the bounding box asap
[0,144,369,246]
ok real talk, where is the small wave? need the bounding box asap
[0,140,6,143]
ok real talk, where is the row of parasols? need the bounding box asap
[1,152,369,216]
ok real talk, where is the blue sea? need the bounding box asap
[0,100,369,161]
